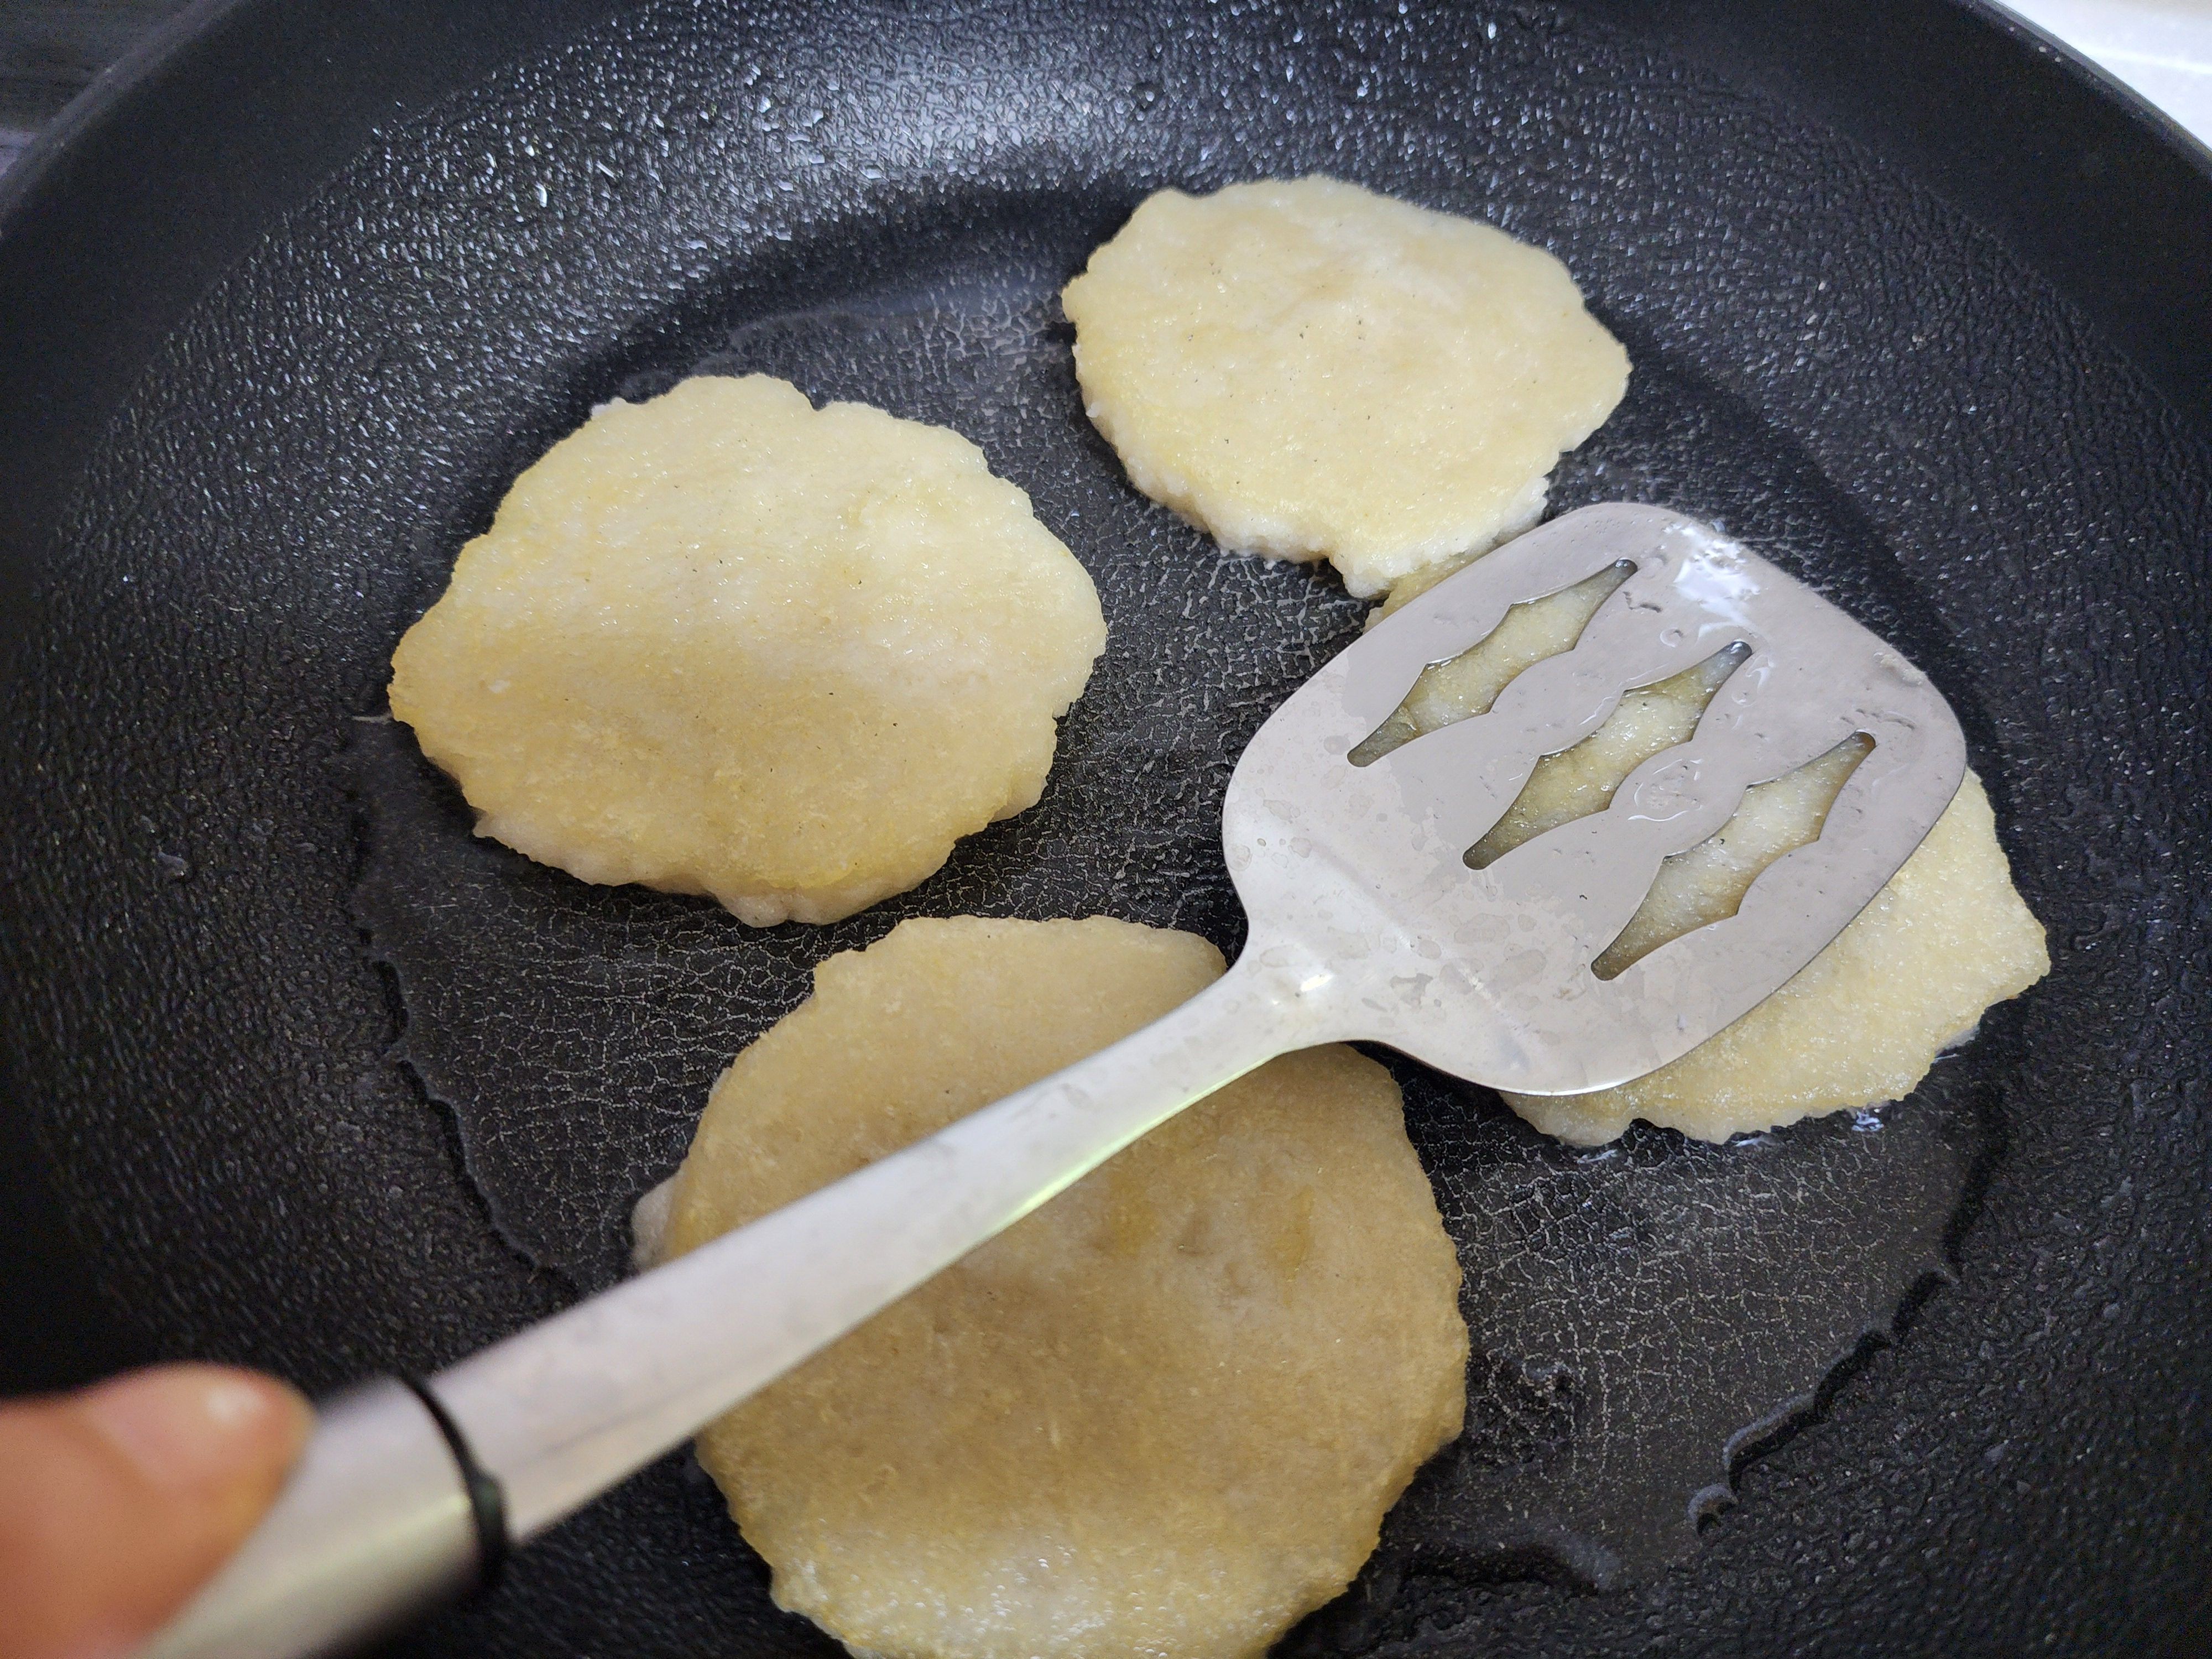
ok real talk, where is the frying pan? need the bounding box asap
[2,0,2208,1652]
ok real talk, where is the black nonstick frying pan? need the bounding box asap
[2,0,2209,1653]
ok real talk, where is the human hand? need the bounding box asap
[0,1364,311,1659]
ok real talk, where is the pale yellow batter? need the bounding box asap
[1063,176,1629,597]
[389,375,1106,925]
[654,916,1469,1659]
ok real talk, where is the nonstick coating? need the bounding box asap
[2,1,2209,1655]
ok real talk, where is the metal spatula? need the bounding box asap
[147,503,1966,1659]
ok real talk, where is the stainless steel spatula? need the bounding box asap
[147,503,1966,1658]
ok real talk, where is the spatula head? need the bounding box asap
[1224,503,1967,1095]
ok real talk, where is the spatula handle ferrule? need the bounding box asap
[136,1376,493,1659]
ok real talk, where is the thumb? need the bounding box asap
[0,1364,312,1659]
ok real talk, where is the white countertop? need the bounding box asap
[2000,0,2212,148]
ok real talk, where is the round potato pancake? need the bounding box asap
[1359,581,2049,1145]
[655,915,1469,1659]
[388,375,1105,925]
[1510,771,2049,1145]
[1062,176,1629,597]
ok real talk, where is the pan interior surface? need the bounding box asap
[0,1,2206,1655]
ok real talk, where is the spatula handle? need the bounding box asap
[137,945,1329,1658]
[436,949,1317,1541]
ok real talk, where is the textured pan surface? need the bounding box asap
[0,0,2208,1653]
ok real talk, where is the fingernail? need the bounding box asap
[79,1365,310,1492]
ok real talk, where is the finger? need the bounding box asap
[0,1364,312,1659]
